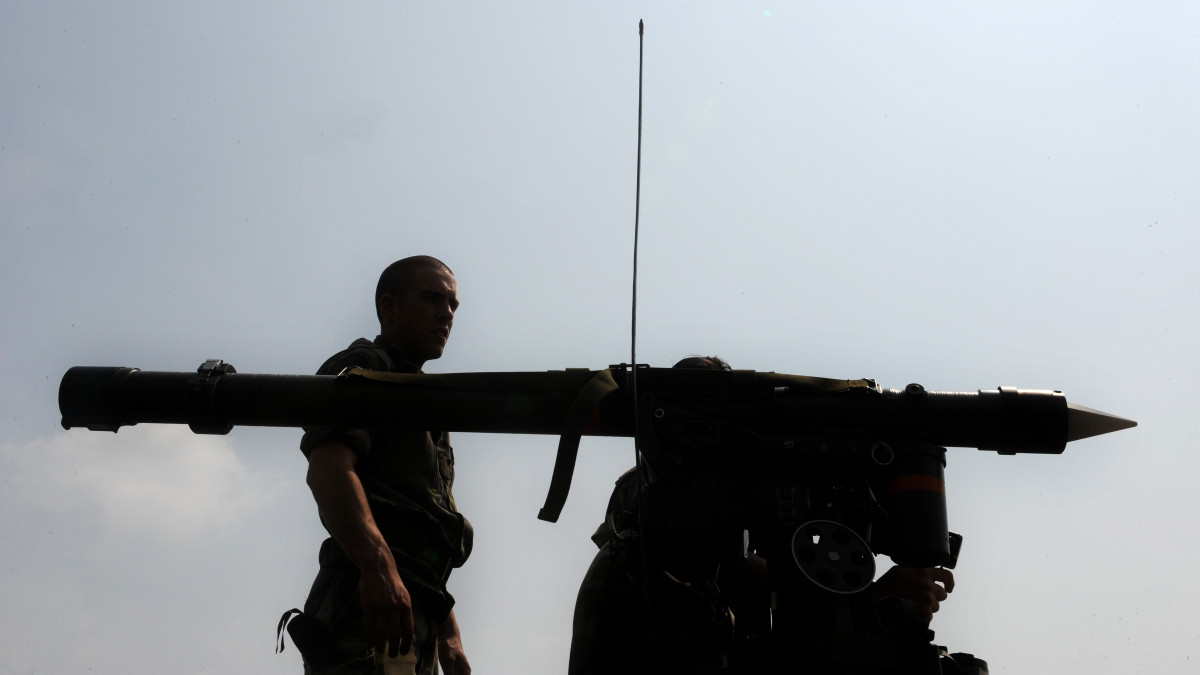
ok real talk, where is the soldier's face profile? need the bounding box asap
[381,266,458,366]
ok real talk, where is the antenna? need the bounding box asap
[630,19,646,474]
[630,17,660,661]
[631,19,644,382]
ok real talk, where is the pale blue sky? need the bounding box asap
[2,2,1194,673]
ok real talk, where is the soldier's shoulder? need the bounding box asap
[316,338,393,374]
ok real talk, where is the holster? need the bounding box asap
[277,608,341,672]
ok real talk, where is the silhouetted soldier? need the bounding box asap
[283,256,472,675]
[568,356,953,674]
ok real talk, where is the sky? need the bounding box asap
[1,1,1196,672]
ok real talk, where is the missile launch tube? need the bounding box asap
[58,363,1134,454]
[58,365,634,436]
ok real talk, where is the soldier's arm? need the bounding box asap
[307,440,414,658]
[436,609,470,675]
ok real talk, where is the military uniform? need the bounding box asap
[568,469,734,675]
[293,336,473,675]
[568,468,649,674]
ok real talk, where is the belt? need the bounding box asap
[319,538,455,588]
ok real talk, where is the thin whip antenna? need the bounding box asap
[631,19,643,376]
[630,17,659,664]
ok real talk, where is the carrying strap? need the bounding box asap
[339,366,621,522]
[539,368,621,522]
[276,608,302,654]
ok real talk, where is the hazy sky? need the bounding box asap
[2,2,1196,673]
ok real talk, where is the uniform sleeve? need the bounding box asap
[299,342,387,461]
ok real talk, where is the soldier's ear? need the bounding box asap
[378,292,399,324]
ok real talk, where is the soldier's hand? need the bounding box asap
[438,639,470,675]
[359,560,414,659]
[872,566,955,622]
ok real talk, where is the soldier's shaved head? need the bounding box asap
[375,256,454,324]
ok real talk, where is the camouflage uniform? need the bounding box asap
[294,336,473,675]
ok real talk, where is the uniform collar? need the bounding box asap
[373,334,422,373]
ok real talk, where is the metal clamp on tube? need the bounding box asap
[187,359,237,435]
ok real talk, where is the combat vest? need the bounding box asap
[300,336,473,601]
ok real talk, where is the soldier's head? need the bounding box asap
[672,355,731,371]
[375,256,458,366]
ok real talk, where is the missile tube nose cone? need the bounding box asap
[1066,402,1137,442]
